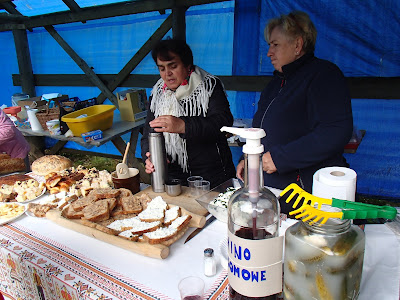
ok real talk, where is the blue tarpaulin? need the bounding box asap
[1,0,399,199]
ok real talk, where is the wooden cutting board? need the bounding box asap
[45,187,207,259]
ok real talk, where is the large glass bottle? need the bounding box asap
[221,127,282,300]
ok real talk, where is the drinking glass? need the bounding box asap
[194,180,210,197]
[187,176,203,196]
[178,276,204,300]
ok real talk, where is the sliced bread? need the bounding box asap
[82,199,110,222]
[119,231,139,241]
[169,215,192,231]
[70,195,97,212]
[90,188,121,200]
[120,196,142,214]
[138,207,165,222]
[143,227,178,244]
[146,196,168,211]
[164,206,181,225]
[62,204,84,219]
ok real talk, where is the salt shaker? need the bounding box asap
[204,248,216,277]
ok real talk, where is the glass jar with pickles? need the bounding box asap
[283,217,365,300]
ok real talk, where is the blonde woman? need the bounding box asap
[236,11,353,211]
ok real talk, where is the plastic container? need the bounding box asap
[3,106,21,117]
[46,119,61,135]
[11,93,29,107]
[283,219,365,300]
[61,105,116,136]
[81,129,103,142]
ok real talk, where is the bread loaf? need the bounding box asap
[32,155,72,176]
[0,155,26,174]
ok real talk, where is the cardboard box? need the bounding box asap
[116,89,147,122]
[81,129,103,142]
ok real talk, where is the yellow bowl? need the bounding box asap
[61,105,116,136]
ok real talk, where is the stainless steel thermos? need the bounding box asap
[148,131,168,192]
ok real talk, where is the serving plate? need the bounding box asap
[195,178,242,223]
[19,187,47,203]
[0,203,27,225]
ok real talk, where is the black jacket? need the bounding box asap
[253,53,353,195]
[141,79,236,188]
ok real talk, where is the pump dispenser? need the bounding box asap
[221,127,282,300]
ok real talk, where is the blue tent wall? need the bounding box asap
[1,0,400,199]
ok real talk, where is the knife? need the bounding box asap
[184,215,216,244]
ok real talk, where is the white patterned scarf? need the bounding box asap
[150,66,218,172]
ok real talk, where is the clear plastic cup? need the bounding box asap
[194,180,210,197]
[178,276,204,300]
[187,176,203,196]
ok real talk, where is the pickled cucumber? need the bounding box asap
[332,230,358,255]
[316,272,333,300]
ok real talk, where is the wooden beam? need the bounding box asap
[12,29,35,97]
[10,0,227,30]
[13,74,159,88]
[0,23,25,30]
[0,13,27,21]
[0,1,18,14]
[13,74,400,99]
[172,6,187,40]
[96,14,173,103]
[62,0,86,24]
[62,0,81,12]
[44,25,118,105]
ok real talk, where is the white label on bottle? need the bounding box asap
[227,231,283,297]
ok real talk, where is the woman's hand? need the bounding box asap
[236,160,245,181]
[149,115,185,134]
[144,152,155,174]
[262,152,277,174]
[144,152,170,174]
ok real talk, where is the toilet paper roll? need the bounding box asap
[27,109,43,132]
[312,167,357,202]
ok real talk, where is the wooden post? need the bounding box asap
[12,29,36,97]
[172,6,187,41]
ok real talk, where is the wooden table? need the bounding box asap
[0,187,398,299]
[18,114,146,173]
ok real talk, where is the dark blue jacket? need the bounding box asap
[253,53,353,194]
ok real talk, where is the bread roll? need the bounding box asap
[32,155,72,176]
